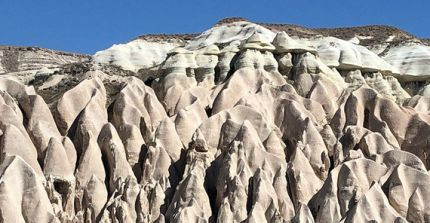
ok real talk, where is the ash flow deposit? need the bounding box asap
[1,17,430,222]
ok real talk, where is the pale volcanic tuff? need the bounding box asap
[0,18,430,222]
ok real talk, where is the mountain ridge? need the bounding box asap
[133,17,426,46]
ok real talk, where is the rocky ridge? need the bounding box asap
[0,18,430,222]
[0,45,89,73]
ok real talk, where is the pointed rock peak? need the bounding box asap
[235,120,261,142]
[272,31,296,46]
[290,142,309,164]
[98,123,120,142]
[0,91,23,121]
[97,123,129,157]
[0,78,36,101]
[1,157,32,179]
[0,124,43,177]
[55,76,106,135]
[272,31,316,54]
[75,131,106,188]
[292,203,315,223]
[82,174,108,220]
[246,32,267,44]
[43,137,74,179]
[97,123,135,193]
[0,155,21,174]
[0,155,57,222]
[217,118,243,152]
[345,181,406,222]
[407,188,425,222]
[253,167,266,182]
[242,32,275,51]
[263,130,286,156]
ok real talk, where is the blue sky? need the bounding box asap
[1,1,429,54]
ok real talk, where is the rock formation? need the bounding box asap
[0,18,430,222]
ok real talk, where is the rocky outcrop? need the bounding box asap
[1,18,430,222]
[0,46,88,74]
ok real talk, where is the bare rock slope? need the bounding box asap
[1,18,430,222]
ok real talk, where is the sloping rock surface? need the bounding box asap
[0,18,430,222]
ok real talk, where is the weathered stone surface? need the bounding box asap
[0,155,58,223]
[2,18,430,222]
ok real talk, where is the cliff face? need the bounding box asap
[0,18,430,222]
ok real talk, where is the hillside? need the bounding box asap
[0,18,430,222]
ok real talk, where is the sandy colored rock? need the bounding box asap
[2,18,430,222]
[0,155,58,223]
[272,31,317,54]
[55,77,106,135]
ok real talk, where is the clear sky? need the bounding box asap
[1,0,429,54]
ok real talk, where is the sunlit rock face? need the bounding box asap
[1,18,430,222]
